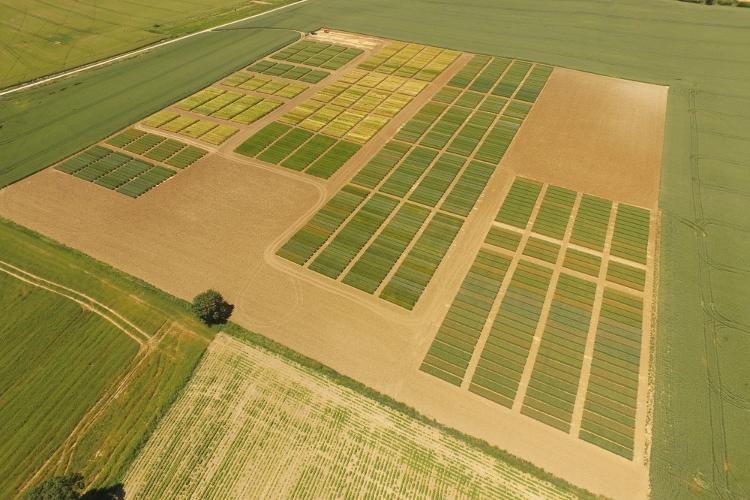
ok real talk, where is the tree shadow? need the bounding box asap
[81,483,125,500]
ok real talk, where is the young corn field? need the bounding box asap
[123,334,579,500]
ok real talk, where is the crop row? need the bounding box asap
[55,145,175,197]
[342,203,431,294]
[439,160,495,217]
[380,213,464,310]
[492,61,532,98]
[473,116,521,164]
[358,42,459,81]
[562,249,602,278]
[532,185,577,240]
[522,237,560,264]
[515,65,554,103]
[408,153,465,207]
[495,177,544,229]
[485,226,522,252]
[246,59,330,83]
[447,54,491,89]
[580,288,643,459]
[420,249,512,385]
[106,129,206,168]
[521,274,596,432]
[469,260,553,407]
[276,185,370,265]
[236,121,361,178]
[394,102,448,143]
[606,261,646,292]
[610,204,650,265]
[351,141,411,189]
[569,194,612,252]
[145,111,238,145]
[309,194,399,279]
[223,73,308,98]
[271,40,363,69]
[471,57,511,93]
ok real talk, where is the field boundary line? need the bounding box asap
[0,0,312,98]
[0,259,149,344]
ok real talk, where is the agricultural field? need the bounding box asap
[0,218,212,497]
[420,176,656,461]
[2,1,749,499]
[0,0,300,89]
[277,52,552,309]
[124,333,589,499]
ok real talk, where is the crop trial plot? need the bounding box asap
[221,73,309,99]
[246,59,330,83]
[270,40,364,69]
[275,50,554,309]
[358,42,460,81]
[419,175,655,459]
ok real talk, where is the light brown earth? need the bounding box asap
[0,48,667,499]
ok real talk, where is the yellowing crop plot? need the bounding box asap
[124,333,578,499]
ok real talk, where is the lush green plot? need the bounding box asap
[532,185,576,240]
[351,141,410,188]
[0,275,139,499]
[420,106,473,150]
[276,185,369,265]
[342,203,430,294]
[469,260,552,407]
[281,135,337,171]
[305,140,361,178]
[394,101,448,143]
[166,146,207,169]
[516,65,553,102]
[106,129,145,148]
[470,57,511,93]
[380,213,463,310]
[563,249,601,278]
[485,226,522,252]
[236,122,291,157]
[495,177,543,229]
[440,160,495,217]
[580,289,643,460]
[522,274,595,432]
[493,61,532,98]
[522,237,560,264]
[570,195,612,252]
[447,111,495,157]
[380,147,439,198]
[258,128,314,164]
[474,116,520,164]
[409,153,465,207]
[447,54,491,89]
[117,166,175,198]
[272,40,363,69]
[309,194,399,279]
[606,261,646,292]
[420,249,511,385]
[610,204,650,265]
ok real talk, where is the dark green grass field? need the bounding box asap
[0,0,749,498]
[0,0,299,89]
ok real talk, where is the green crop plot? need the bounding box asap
[395,102,448,143]
[309,194,399,279]
[523,237,560,264]
[358,42,459,81]
[420,249,512,385]
[522,274,596,432]
[563,249,601,277]
[570,195,612,252]
[351,141,411,188]
[610,204,651,265]
[469,260,552,407]
[55,145,185,197]
[247,60,331,83]
[532,186,577,240]
[606,261,646,292]
[380,147,439,197]
[440,160,495,216]
[421,106,472,149]
[493,61,532,97]
[470,58,511,93]
[447,54,491,89]
[281,135,337,171]
[516,65,554,103]
[409,153,465,207]
[224,73,309,98]
[474,117,521,164]
[496,178,543,229]
[485,226,522,252]
[342,203,431,294]
[271,40,363,69]
[276,185,369,265]
[380,213,463,310]
[447,111,495,157]
[580,289,644,459]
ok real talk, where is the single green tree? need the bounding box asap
[191,289,234,325]
[25,473,84,500]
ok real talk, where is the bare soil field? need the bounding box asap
[0,36,667,499]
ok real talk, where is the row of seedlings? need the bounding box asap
[106,129,207,169]
[55,146,175,197]
[358,42,460,81]
[247,60,330,83]
[271,40,363,70]
[419,249,512,385]
[175,87,282,125]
